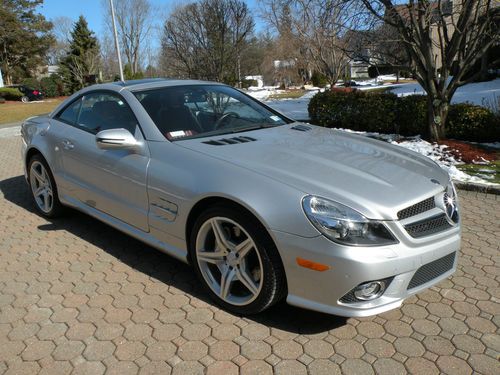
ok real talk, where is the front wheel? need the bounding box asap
[190,205,286,315]
[21,96,29,103]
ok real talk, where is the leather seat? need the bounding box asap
[156,92,202,134]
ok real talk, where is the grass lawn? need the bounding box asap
[0,97,66,125]
[457,160,500,184]
[268,90,306,100]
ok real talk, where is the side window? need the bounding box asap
[57,98,82,125]
[77,93,138,134]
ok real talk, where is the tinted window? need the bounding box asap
[57,98,82,125]
[134,85,289,141]
[76,93,138,134]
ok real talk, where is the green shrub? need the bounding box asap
[311,71,328,88]
[395,95,428,137]
[241,79,258,89]
[308,90,398,133]
[40,74,66,97]
[447,103,500,142]
[308,91,500,141]
[0,87,23,100]
[40,77,57,97]
[21,77,41,90]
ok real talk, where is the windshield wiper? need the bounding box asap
[229,123,278,134]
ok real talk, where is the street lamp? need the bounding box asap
[109,0,124,82]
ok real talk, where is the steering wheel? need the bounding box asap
[214,112,240,130]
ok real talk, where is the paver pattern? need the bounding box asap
[0,134,499,374]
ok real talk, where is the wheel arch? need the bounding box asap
[185,197,286,271]
[25,147,44,169]
[185,196,272,248]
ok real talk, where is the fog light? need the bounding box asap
[353,281,386,301]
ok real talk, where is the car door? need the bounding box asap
[53,91,150,232]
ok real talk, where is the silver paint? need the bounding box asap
[21,79,461,317]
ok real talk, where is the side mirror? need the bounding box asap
[95,128,140,151]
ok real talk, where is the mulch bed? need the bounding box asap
[438,140,497,164]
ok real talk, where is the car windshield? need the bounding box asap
[134,85,290,141]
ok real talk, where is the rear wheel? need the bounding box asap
[190,205,286,315]
[28,154,64,218]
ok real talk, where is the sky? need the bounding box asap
[37,0,265,41]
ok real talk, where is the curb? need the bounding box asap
[0,121,22,129]
[454,181,500,195]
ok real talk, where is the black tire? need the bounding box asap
[189,204,287,315]
[28,154,65,218]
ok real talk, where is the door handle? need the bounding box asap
[62,140,74,150]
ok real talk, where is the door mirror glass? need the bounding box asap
[95,128,139,151]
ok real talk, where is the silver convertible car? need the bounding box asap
[21,79,460,317]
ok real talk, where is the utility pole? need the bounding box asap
[109,0,124,81]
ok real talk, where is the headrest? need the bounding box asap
[93,100,121,117]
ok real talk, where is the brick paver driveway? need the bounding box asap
[0,133,499,375]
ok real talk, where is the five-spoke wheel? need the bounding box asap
[191,205,286,314]
[28,154,64,217]
[196,217,263,305]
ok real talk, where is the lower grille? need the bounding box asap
[404,214,453,238]
[407,252,456,290]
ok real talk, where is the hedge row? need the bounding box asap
[308,90,500,142]
[22,75,66,97]
[0,87,23,100]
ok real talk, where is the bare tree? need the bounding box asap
[259,0,307,86]
[262,0,369,87]
[102,0,154,75]
[161,0,254,83]
[47,16,73,65]
[361,0,500,140]
[100,33,120,80]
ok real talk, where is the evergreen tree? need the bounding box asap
[60,16,100,93]
[0,0,54,84]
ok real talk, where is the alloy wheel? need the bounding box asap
[29,161,54,213]
[195,217,264,306]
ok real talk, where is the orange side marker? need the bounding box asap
[296,257,330,272]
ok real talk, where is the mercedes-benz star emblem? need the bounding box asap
[444,192,458,224]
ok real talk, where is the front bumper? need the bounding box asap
[273,225,460,317]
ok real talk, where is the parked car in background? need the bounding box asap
[7,85,43,102]
[20,78,460,317]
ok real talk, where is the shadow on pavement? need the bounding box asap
[0,175,347,333]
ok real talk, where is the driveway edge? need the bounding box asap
[454,181,500,196]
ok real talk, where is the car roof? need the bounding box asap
[95,78,225,92]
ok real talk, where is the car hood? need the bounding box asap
[178,124,449,220]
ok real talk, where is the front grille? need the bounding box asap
[404,214,452,238]
[407,252,456,290]
[398,197,436,220]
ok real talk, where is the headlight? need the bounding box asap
[302,196,398,246]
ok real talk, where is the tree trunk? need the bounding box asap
[427,96,448,141]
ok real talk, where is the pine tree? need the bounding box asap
[60,16,100,93]
[0,0,54,84]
